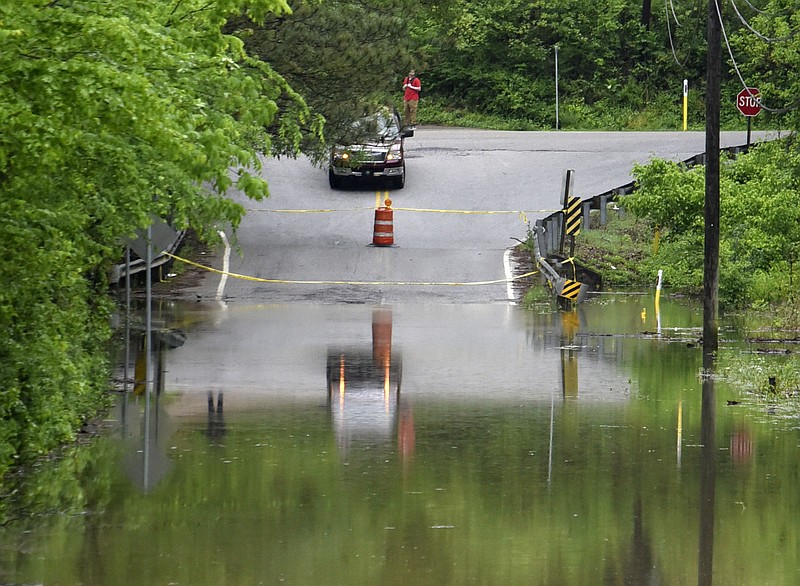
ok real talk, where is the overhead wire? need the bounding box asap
[740,0,792,18]
[716,0,800,114]
[665,0,705,67]
[665,0,683,65]
[662,0,800,115]
[729,0,798,42]
[669,0,683,26]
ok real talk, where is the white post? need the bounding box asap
[656,269,663,335]
[683,79,688,131]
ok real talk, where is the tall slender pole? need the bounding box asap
[703,0,721,359]
[144,223,152,491]
[145,223,153,387]
[746,117,752,148]
[124,246,131,392]
[554,44,560,130]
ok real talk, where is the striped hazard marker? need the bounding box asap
[559,279,582,300]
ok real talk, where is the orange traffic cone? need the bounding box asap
[372,199,394,246]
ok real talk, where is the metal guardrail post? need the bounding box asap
[599,195,608,226]
[535,219,546,256]
[532,225,561,287]
[582,201,591,231]
[549,216,560,253]
[528,142,754,303]
[111,229,185,286]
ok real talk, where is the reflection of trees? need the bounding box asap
[9,394,800,584]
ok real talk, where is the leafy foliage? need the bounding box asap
[4,0,800,481]
[229,0,415,159]
[409,0,719,128]
[623,140,800,308]
[728,0,800,130]
[0,0,319,478]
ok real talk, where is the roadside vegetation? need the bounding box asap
[537,138,800,314]
[520,137,800,399]
[2,0,800,483]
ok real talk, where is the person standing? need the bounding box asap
[402,69,421,129]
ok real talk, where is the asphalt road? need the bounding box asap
[181,128,772,305]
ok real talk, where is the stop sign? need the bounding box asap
[736,88,761,117]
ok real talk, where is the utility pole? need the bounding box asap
[703,0,721,361]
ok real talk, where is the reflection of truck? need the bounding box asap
[326,349,403,450]
[328,109,414,190]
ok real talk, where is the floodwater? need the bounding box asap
[2,296,799,585]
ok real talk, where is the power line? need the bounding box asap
[740,0,792,19]
[665,0,704,67]
[729,0,798,42]
[717,0,800,114]
[665,0,683,65]
[669,0,683,27]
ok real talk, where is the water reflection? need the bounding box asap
[116,365,176,493]
[698,354,717,586]
[2,298,800,585]
[560,309,581,398]
[116,320,182,493]
[326,308,404,453]
[206,391,227,444]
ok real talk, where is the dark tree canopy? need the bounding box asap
[230,0,416,157]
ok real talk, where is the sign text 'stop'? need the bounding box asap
[736,88,761,117]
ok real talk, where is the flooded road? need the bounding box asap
[2,297,799,585]
[2,131,794,584]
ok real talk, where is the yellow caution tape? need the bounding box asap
[392,207,557,215]
[562,256,577,281]
[165,252,538,286]
[247,207,559,219]
[245,207,375,213]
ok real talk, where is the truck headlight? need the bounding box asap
[386,143,403,161]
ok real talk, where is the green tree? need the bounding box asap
[409,0,697,126]
[728,0,800,130]
[0,0,320,478]
[229,0,416,155]
[624,140,800,307]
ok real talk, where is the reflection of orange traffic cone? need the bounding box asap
[398,405,415,461]
[372,199,394,246]
[372,307,393,366]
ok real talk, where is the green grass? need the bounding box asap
[573,212,654,290]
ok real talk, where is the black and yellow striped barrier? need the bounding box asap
[559,279,582,300]
[564,196,582,236]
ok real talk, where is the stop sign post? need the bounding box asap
[736,87,761,147]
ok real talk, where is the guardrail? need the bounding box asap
[109,229,186,287]
[532,143,752,294]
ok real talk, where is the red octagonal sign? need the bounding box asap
[736,88,761,117]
